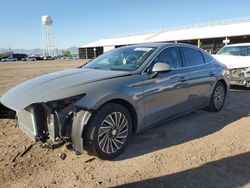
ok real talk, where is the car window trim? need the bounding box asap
[202,51,214,64]
[142,45,214,74]
[142,45,184,74]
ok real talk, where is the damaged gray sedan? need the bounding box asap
[0,43,229,159]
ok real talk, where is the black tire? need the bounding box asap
[83,103,132,160]
[207,82,226,112]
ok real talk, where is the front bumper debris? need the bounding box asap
[12,103,92,154]
[230,68,250,87]
[71,110,91,153]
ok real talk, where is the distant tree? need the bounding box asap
[63,50,71,57]
[0,52,12,59]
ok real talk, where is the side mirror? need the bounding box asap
[152,62,172,73]
[150,63,172,79]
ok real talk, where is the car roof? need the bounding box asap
[123,42,198,49]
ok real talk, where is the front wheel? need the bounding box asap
[207,82,226,112]
[83,103,132,160]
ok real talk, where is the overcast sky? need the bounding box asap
[0,0,250,49]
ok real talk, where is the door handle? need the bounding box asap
[209,71,215,76]
[179,76,187,82]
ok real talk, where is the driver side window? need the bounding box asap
[153,47,182,69]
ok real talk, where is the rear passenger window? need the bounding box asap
[203,52,213,63]
[182,47,205,66]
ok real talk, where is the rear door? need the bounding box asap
[180,47,216,109]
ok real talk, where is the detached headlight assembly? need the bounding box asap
[47,94,85,110]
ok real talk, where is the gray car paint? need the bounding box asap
[0,43,229,152]
[0,68,131,111]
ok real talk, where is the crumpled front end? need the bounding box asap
[1,96,92,153]
[15,103,60,142]
[230,67,250,87]
[0,67,131,153]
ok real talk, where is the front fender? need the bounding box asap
[79,93,138,111]
[74,75,145,132]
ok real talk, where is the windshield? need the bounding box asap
[84,46,156,71]
[217,46,250,56]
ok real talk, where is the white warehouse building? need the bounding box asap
[79,17,250,59]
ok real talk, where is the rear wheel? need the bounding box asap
[83,103,132,160]
[208,82,226,112]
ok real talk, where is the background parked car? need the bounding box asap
[43,56,55,60]
[12,53,28,61]
[22,56,44,61]
[1,57,17,62]
[213,43,250,87]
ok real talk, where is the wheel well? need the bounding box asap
[218,79,228,94]
[100,99,138,133]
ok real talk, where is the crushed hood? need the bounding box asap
[0,68,130,111]
[213,55,250,69]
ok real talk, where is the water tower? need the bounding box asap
[41,15,54,56]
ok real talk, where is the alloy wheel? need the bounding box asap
[97,112,129,154]
[214,85,225,109]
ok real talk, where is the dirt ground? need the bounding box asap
[0,60,249,188]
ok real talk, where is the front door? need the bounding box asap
[141,47,190,128]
